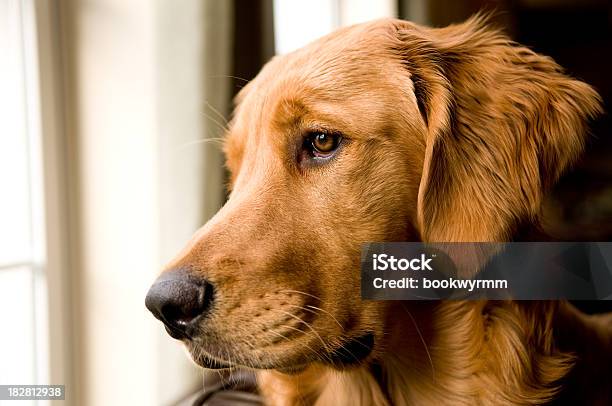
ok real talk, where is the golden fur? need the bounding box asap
[164,15,611,405]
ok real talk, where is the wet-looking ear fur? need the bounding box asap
[392,15,602,243]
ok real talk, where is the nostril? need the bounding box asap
[145,271,215,339]
[160,302,196,327]
[159,282,214,325]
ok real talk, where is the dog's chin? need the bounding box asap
[187,345,303,371]
[186,332,376,372]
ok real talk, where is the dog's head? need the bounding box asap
[145,17,601,371]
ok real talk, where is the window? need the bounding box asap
[0,0,49,393]
[273,0,396,54]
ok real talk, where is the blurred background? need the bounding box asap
[0,0,610,405]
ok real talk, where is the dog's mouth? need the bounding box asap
[197,356,233,369]
[327,332,375,367]
[265,332,376,373]
[187,345,235,370]
[187,332,376,371]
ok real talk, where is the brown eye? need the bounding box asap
[309,132,341,156]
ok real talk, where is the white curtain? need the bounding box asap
[57,0,232,404]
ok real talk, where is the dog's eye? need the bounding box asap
[307,132,342,157]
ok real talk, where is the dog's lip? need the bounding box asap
[189,349,234,370]
[186,332,376,371]
[185,341,236,369]
[198,357,233,370]
[251,332,377,371]
[164,324,189,340]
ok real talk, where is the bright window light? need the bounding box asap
[272,0,396,55]
[0,0,48,394]
[273,0,339,55]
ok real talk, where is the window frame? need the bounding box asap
[31,1,76,404]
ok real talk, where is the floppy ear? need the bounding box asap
[392,15,602,242]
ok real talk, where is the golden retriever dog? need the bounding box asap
[146,15,612,405]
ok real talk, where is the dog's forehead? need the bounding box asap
[249,23,397,95]
[233,30,403,129]
[268,25,395,90]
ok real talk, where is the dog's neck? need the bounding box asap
[257,301,595,406]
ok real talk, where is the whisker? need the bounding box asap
[305,305,344,330]
[208,74,250,83]
[279,290,345,331]
[266,328,293,344]
[402,304,436,382]
[256,331,286,367]
[325,335,369,366]
[287,304,318,317]
[204,100,229,126]
[287,304,345,332]
[174,137,225,152]
[203,110,230,133]
[272,309,337,365]
[275,309,331,356]
[280,289,322,302]
[276,310,327,344]
[279,325,332,363]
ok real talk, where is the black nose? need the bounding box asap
[145,268,214,339]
